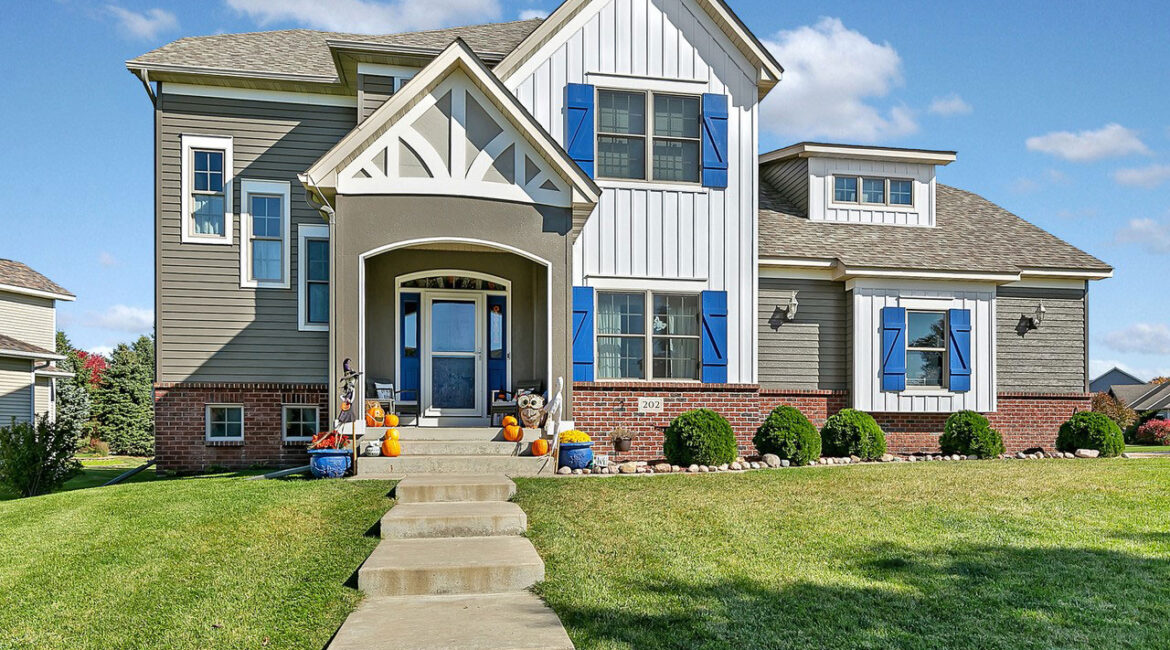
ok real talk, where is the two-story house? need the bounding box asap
[0,260,74,426]
[128,0,1110,472]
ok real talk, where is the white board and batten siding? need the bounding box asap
[852,279,996,413]
[503,0,761,383]
[808,157,936,227]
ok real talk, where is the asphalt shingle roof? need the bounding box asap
[0,334,56,358]
[0,259,72,297]
[758,181,1111,274]
[127,19,545,79]
[1115,382,1170,411]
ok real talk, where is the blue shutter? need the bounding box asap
[565,83,595,178]
[948,308,972,392]
[571,286,594,381]
[700,290,728,383]
[700,93,728,188]
[400,292,420,402]
[881,307,906,392]
[487,295,508,398]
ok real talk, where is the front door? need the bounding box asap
[422,293,484,418]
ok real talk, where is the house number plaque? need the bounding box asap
[637,397,664,413]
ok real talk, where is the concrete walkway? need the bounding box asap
[329,474,573,649]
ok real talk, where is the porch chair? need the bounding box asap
[367,379,419,420]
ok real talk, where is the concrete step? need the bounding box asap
[399,440,530,456]
[357,536,545,597]
[327,592,574,650]
[364,426,543,442]
[359,455,556,478]
[394,473,517,503]
[381,501,527,539]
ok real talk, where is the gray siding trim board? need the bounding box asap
[758,278,848,390]
[996,287,1087,394]
[156,92,356,383]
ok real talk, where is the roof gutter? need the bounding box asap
[131,67,156,105]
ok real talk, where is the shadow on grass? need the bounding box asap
[543,544,1170,649]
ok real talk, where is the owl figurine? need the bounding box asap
[517,392,547,429]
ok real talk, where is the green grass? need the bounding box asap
[516,459,1170,649]
[0,476,394,649]
[0,457,159,501]
[1126,444,1170,453]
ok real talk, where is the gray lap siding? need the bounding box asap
[995,286,1087,393]
[156,91,356,383]
[757,278,849,390]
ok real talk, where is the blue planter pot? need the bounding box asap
[308,448,353,478]
[559,442,594,470]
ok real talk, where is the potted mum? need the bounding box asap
[307,430,353,478]
[558,430,594,470]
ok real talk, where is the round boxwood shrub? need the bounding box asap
[753,405,821,466]
[820,409,886,460]
[939,410,1005,459]
[663,408,738,466]
[1055,411,1124,457]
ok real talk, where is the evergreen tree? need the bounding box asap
[95,339,155,456]
[54,332,91,443]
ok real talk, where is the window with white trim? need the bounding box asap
[282,405,319,441]
[597,291,701,380]
[298,224,330,331]
[906,311,946,388]
[181,135,233,244]
[240,179,291,288]
[597,89,701,183]
[205,404,244,441]
[833,175,915,207]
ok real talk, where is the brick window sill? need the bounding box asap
[205,440,244,447]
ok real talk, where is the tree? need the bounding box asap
[0,415,81,497]
[54,332,92,443]
[1151,376,1170,385]
[95,337,155,456]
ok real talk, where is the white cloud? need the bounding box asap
[98,252,118,267]
[1113,217,1170,253]
[1113,164,1170,189]
[90,305,154,333]
[89,345,115,359]
[760,18,916,142]
[927,93,972,116]
[225,0,501,34]
[1009,177,1039,194]
[519,9,547,20]
[1103,323,1170,356]
[105,5,178,40]
[1025,123,1149,162]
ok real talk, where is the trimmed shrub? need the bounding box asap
[1055,411,1124,457]
[663,409,737,466]
[0,415,81,498]
[939,410,1005,459]
[820,409,886,460]
[1135,419,1170,446]
[753,405,821,466]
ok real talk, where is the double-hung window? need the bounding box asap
[181,135,233,244]
[833,175,914,207]
[206,404,244,442]
[906,311,946,388]
[597,291,701,380]
[282,405,319,441]
[241,179,290,288]
[597,89,701,183]
[298,224,330,331]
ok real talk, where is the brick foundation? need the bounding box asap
[154,382,328,472]
[572,383,1090,461]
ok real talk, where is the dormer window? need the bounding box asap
[833,175,914,207]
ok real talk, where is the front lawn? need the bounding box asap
[0,457,158,501]
[0,476,393,649]
[516,459,1170,649]
[1126,444,1170,454]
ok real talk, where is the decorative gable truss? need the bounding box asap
[338,69,573,207]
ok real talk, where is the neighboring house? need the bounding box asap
[0,260,74,426]
[1090,366,1145,394]
[1112,381,1170,419]
[127,0,1110,472]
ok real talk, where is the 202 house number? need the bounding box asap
[637,397,664,413]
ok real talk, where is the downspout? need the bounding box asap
[132,68,157,106]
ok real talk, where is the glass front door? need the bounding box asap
[422,294,484,417]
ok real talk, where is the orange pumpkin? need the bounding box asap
[382,428,399,441]
[381,438,401,457]
[531,438,549,456]
[502,415,518,427]
[503,424,523,442]
[365,403,385,427]
[384,413,400,428]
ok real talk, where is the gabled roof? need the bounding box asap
[758,181,1113,278]
[0,259,74,301]
[1116,381,1170,411]
[302,39,599,209]
[762,142,957,166]
[126,20,544,84]
[1092,366,1145,388]
[0,334,63,361]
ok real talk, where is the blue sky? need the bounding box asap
[2,0,1168,379]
